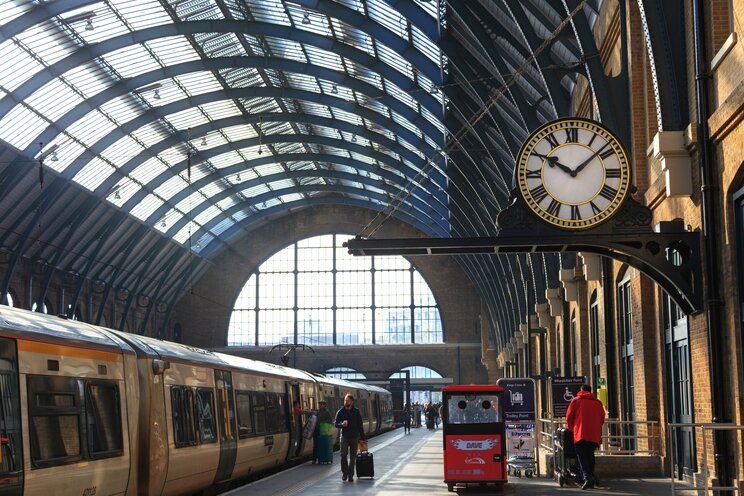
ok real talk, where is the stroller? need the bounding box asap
[553,427,581,487]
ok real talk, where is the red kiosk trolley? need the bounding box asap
[442,385,507,492]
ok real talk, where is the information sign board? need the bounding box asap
[550,376,585,418]
[497,378,536,422]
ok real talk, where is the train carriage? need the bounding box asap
[0,306,392,496]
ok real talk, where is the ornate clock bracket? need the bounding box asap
[345,195,703,315]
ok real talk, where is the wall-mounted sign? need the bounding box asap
[550,376,585,418]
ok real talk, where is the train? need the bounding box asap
[0,305,393,495]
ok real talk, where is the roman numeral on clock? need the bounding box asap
[530,184,549,203]
[545,133,560,149]
[571,205,581,220]
[525,169,541,179]
[589,201,601,215]
[605,168,622,178]
[565,127,578,143]
[598,184,618,201]
[599,148,615,160]
[546,199,561,217]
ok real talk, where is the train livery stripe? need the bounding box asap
[18,339,121,361]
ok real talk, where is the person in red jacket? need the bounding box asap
[566,384,606,490]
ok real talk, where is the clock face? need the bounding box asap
[516,118,631,229]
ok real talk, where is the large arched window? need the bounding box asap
[325,367,367,380]
[228,234,443,346]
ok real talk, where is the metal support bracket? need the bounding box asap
[345,196,702,314]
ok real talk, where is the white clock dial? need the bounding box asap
[516,118,631,229]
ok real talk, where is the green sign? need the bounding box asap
[598,377,606,386]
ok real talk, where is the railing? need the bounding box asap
[538,417,660,456]
[668,422,744,495]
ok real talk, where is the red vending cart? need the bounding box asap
[442,385,507,492]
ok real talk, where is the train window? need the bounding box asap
[85,382,123,458]
[196,389,217,444]
[266,393,289,434]
[27,375,81,467]
[236,391,253,438]
[252,392,266,435]
[171,387,198,448]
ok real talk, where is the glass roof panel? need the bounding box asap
[45,140,86,173]
[263,36,306,62]
[101,135,145,167]
[98,95,146,127]
[66,109,119,148]
[146,36,202,65]
[130,157,169,185]
[16,22,78,67]
[0,105,48,150]
[130,122,170,148]
[0,2,29,27]
[303,45,344,72]
[243,183,270,197]
[173,221,201,243]
[111,0,172,29]
[62,62,112,99]
[130,193,165,221]
[211,218,235,237]
[164,107,209,130]
[193,205,221,226]
[277,192,303,203]
[26,78,84,123]
[0,41,43,91]
[244,0,291,24]
[102,44,161,80]
[107,179,141,206]
[73,156,115,191]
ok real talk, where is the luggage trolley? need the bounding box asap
[506,423,536,478]
[441,385,507,492]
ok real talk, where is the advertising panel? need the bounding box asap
[444,434,503,481]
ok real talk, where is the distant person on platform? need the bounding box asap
[312,400,333,464]
[566,384,606,490]
[334,393,365,482]
[403,403,412,434]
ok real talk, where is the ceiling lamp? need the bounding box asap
[302,12,311,24]
[153,88,161,100]
[201,136,207,146]
[331,84,339,94]
[85,18,94,31]
[50,151,58,161]
[431,84,439,94]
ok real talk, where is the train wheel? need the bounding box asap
[525,470,533,478]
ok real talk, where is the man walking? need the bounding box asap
[566,384,606,490]
[334,393,365,482]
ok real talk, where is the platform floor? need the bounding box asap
[224,427,674,495]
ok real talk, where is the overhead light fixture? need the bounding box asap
[236,173,241,181]
[153,89,160,100]
[351,135,357,142]
[62,11,96,28]
[431,84,439,94]
[302,12,311,24]
[85,18,94,31]
[51,151,58,161]
[160,219,166,228]
[331,84,339,94]
[201,136,207,146]
[114,189,121,200]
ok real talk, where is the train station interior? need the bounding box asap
[1,0,744,494]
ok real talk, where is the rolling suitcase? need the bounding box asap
[356,449,374,478]
[316,434,333,464]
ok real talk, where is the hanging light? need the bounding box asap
[114,189,121,200]
[431,84,439,95]
[236,173,241,181]
[85,17,94,31]
[201,136,207,146]
[351,135,357,143]
[153,88,161,100]
[50,151,58,161]
[160,219,166,228]
[331,84,339,94]
[302,12,311,24]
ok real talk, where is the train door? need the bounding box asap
[373,395,380,433]
[214,370,237,484]
[288,383,303,458]
[0,338,21,496]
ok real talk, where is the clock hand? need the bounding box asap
[573,142,610,175]
[532,153,575,176]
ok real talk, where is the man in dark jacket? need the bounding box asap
[566,384,606,490]
[334,393,365,482]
